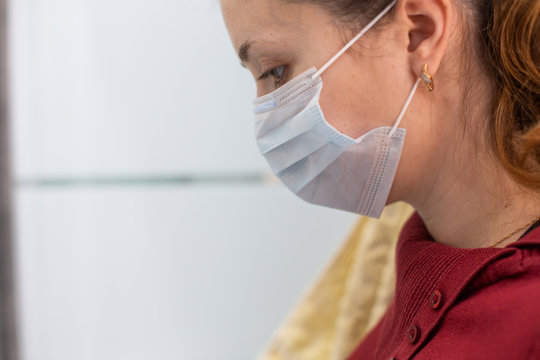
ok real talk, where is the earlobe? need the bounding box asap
[402,0,451,77]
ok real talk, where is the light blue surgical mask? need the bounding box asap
[252,0,421,218]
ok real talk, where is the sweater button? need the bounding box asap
[430,290,443,310]
[408,324,420,344]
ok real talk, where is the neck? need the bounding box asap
[393,62,540,249]
[407,123,540,250]
[413,173,539,249]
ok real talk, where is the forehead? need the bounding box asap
[220,0,333,51]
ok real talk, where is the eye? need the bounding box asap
[258,65,288,89]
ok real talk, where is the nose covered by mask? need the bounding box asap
[252,0,420,218]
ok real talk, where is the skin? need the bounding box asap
[221,0,540,248]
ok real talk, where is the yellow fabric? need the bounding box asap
[258,202,414,360]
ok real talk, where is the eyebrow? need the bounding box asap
[238,41,251,64]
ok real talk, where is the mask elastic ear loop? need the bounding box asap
[387,78,421,141]
[311,0,398,80]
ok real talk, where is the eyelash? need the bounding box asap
[258,65,288,88]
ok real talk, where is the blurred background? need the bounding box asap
[2,0,357,359]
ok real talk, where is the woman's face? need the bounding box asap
[220,0,457,205]
[221,0,418,138]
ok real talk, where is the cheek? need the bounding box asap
[318,71,384,139]
[317,61,415,139]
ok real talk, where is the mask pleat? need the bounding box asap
[254,80,321,138]
[257,102,321,155]
[263,130,330,174]
[276,141,349,193]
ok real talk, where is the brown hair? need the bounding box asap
[480,0,540,189]
[287,0,540,189]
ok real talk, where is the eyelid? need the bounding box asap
[258,67,277,81]
[257,71,270,81]
[258,65,285,81]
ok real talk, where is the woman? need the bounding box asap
[221,0,540,358]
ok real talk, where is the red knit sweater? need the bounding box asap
[347,213,540,360]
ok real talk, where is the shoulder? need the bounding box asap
[461,246,540,318]
[428,265,540,359]
[445,250,540,351]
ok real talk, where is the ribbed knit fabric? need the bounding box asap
[347,212,540,360]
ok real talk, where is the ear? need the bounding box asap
[399,0,452,77]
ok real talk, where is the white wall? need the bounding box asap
[9,1,357,359]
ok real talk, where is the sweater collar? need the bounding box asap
[376,212,540,360]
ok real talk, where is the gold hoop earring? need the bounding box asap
[421,64,434,91]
